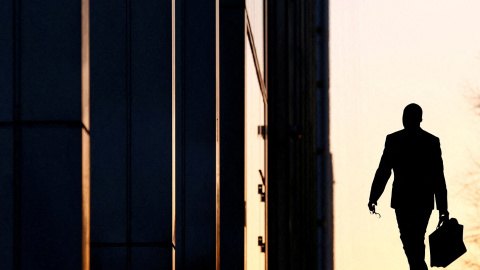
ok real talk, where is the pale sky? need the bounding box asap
[330,1,480,269]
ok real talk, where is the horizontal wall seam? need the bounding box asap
[91,242,172,248]
[0,121,90,133]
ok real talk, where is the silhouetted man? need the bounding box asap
[368,103,449,270]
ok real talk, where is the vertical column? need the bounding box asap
[267,0,322,269]
[175,0,219,268]
[219,1,246,269]
[315,0,333,269]
[266,1,290,268]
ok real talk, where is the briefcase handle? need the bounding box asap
[369,209,381,218]
[437,213,450,229]
[437,220,446,229]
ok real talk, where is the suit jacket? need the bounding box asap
[369,128,448,210]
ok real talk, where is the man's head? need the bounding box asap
[403,103,422,129]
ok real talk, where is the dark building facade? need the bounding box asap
[0,0,331,269]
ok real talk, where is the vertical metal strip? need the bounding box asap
[215,0,220,268]
[81,131,91,270]
[82,0,91,132]
[81,0,91,269]
[243,13,247,269]
[12,0,22,269]
[181,0,186,268]
[263,1,268,269]
[125,0,133,268]
[171,0,176,268]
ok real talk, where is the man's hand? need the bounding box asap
[368,201,381,218]
[368,201,376,212]
[437,210,449,228]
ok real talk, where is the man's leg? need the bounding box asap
[395,208,432,270]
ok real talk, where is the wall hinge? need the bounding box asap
[258,184,265,202]
[258,169,265,185]
[257,125,266,139]
[258,236,265,253]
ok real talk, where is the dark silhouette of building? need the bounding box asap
[0,0,332,269]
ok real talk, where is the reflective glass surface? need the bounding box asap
[0,128,13,269]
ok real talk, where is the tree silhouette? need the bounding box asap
[459,85,480,268]
[459,169,480,268]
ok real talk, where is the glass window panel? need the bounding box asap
[20,1,82,121]
[21,126,82,269]
[90,0,128,243]
[0,0,13,122]
[132,247,171,269]
[91,247,127,270]
[0,128,13,269]
[131,0,172,243]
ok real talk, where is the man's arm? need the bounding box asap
[433,138,448,212]
[369,136,393,205]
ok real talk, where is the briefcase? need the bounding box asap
[429,218,467,267]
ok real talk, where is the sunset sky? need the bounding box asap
[330,1,480,269]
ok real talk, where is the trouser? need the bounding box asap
[395,207,432,270]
